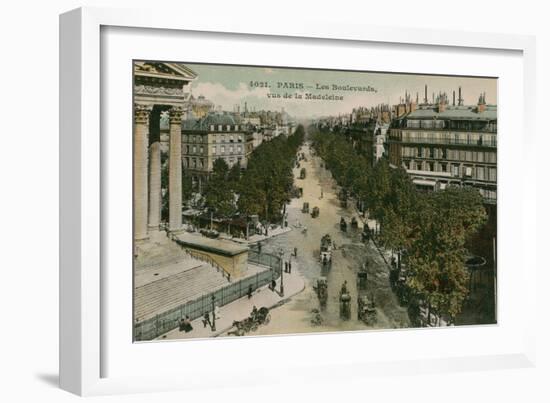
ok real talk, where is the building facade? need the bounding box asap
[388,92,497,204]
[182,112,252,190]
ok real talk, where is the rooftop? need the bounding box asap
[174,233,249,256]
[182,111,243,131]
[402,104,497,121]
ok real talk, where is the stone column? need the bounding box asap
[148,140,161,231]
[134,104,152,241]
[168,106,183,232]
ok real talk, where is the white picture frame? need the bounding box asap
[60,6,537,396]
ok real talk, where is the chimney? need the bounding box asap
[458,86,464,106]
[453,90,456,106]
[477,92,486,113]
[438,94,446,113]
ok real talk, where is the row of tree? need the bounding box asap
[310,125,487,323]
[202,124,305,222]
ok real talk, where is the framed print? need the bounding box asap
[60,7,537,396]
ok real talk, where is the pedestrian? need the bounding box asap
[258,242,262,254]
[247,284,253,299]
[214,305,221,321]
[202,311,211,328]
[182,315,193,333]
[285,261,289,273]
[271,279,276,291]
[288,261,292,274]
[294,247,297,257]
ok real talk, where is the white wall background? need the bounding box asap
[0,0,548,402]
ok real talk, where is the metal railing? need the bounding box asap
[182,248,232,282]
[134,252,281,341]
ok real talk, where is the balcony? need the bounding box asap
[390,138,497,148]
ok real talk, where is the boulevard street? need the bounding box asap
[252,138,410,336]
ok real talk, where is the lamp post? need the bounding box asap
[279,249,284,296]
[211,295,216,331]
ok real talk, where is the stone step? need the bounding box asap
[135,262,229,321]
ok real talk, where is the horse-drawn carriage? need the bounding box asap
[313,277,328,308]
[356,263,377,325]
[311,206,320,218]
[228,306,271,336]
[357,295,377,325]
[300,168,306,179]
[320,234,332,267]
[339,281,351,320]
[302,202,310,213]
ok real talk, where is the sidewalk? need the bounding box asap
[157,262,305,340]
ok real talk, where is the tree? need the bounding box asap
[405,187,487,323]
[236,125,304,223]
[227,161,242,192]
[366,159,391,226]
[204,158,235,218]
[181,173,193,204]
[378,167,418,266]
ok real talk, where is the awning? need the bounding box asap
[413,179,436,187]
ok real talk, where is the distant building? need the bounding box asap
[188,94,214,118]
[374,121,390,162]
[388,90,497,204]
[182,112,252,190]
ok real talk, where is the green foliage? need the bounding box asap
[204,158,234,217]
[406,187,487,319]
[237,125,304,222]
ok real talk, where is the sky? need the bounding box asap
[183,62,497,119]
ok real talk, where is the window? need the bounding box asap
[476,167,485,180]
[237,145,242,153]
[212,146,216,155]
[226,125,231,131]
[210,125,215,131]
[452,164,459,177]
[192,158,197,168]
[218,125,222,131]
[489,168,497,182]
[221,146,225,154]
[200,146,204,154]
[186,145,190,154]
[192,145,197,154]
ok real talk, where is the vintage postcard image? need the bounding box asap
[132,62,497,341]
